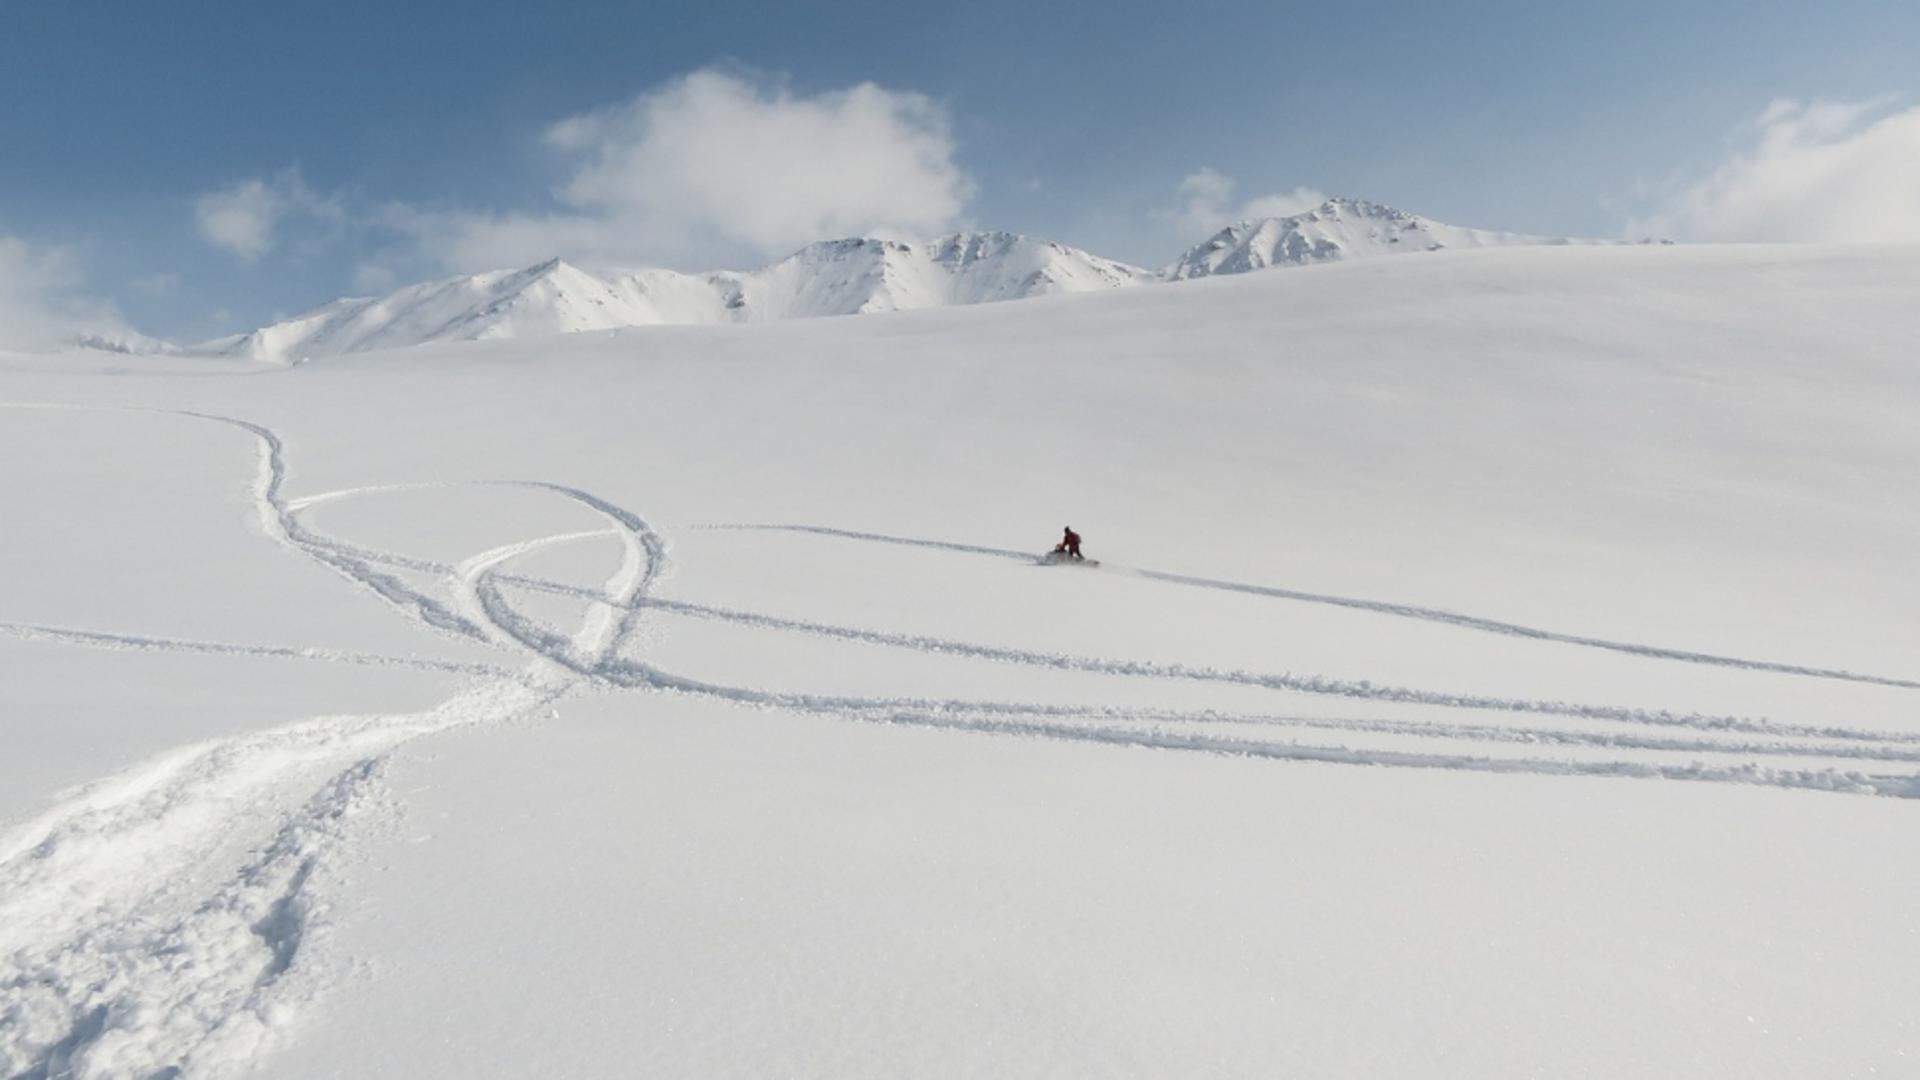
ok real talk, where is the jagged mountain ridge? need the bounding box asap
[1163,198,1599,280]
[182,200,1605,361]
[199,232,1153,361]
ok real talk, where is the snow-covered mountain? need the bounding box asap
[179,200,1604,362]
[198,233,1151,362]
[1163,197,1593,280]
[196,259,658,362]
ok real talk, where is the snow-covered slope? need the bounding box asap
[1164,197,1594,280]
[200,233,1151,362]
[194,259,653,362]
[5,245,1920,1077]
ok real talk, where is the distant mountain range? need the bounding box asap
[194,232,1151,362]
[1161,198,1604,280]
[123,199,1617,362]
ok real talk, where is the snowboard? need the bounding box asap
[1038,550,1100,567]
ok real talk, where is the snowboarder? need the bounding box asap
[1053,526,1083,560]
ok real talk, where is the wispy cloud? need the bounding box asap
[194,169,342,260]
[1161,168,1327,238]
[349,262,400,295]
[1633,98,1920,241]
[0,236,125,350]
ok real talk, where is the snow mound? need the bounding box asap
[1163,197,1598,280]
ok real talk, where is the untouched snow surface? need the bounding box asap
[4,244,1920,1077]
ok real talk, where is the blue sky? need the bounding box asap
[3,0,1918,341]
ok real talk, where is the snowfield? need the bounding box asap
[3,243,1919,1077]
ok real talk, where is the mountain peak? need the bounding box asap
[192,233,1153,362]
[508,256,591,284]
[170,203,1608,363]
[1165,198,1587,281]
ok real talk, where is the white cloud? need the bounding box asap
[194,169,339,260]
[1163,168,1327,237]
[195,179,278,259]
[1634,99,1920,241]
[0,236,125,351]
[1240,187,1334,220]
[416,68,975,270]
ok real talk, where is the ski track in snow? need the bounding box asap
[4,402,1919,1078]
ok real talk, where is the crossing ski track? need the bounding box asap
[3,402,1919,1078]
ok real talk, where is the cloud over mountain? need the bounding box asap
[1162,168,1328,239]
[413,69,976,272]
[1635,99,1920,242]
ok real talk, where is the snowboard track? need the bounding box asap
[711,524,1920,692]
[3,403,1918,1078]
[281,524,1918,750]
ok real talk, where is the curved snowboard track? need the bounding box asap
[0,405,626,1079]
[0,679,552,1080]
[3,402,1918,1078]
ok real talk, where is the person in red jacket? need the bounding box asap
[1054,526,1083,560]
